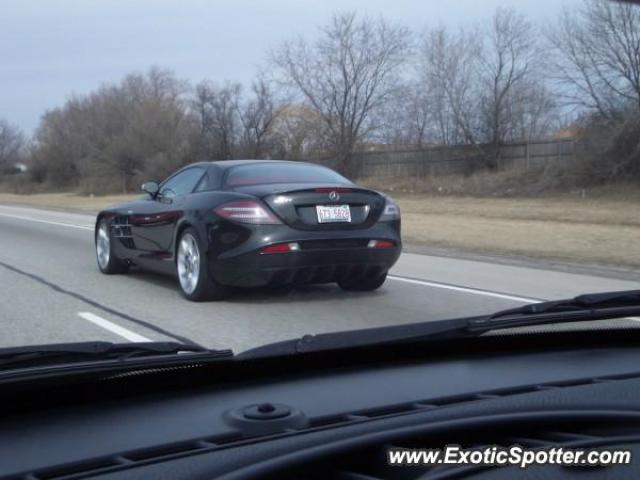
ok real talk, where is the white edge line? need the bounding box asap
[78,312,152,343]
[388,275,640,323]
[0,211,93,230]
[388,275,542,303]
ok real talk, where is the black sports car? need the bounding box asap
[95,160,402,301]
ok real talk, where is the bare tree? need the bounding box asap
[478,8,541,149]
[267,104,327,160]
[419,26,483,147]
[274,12,409,176]
[192,81,241,160]
[0,120,25,173]
[31,68,195,192]
[548,0,640,118]
[369,84,431,147]
[545,0,640,183]
[506,80,559,141]
[418,11,556,167]
[237,77,280,158]
[146,66,188,102]
[31,106,82,187]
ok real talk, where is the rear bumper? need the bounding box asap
[208,222,401,287]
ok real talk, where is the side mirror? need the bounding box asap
[141,181,160,198]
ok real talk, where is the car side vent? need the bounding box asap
[274,412,640,480]
[14,372,640,480]
[111,216,134,249]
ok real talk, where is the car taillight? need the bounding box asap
[367,239,395,249]
[379,196,400,221]
[260,242,300,254]
[215,200,281,224]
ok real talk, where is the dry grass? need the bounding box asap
[0,192,137,211]
[397,194,640,227]
[397,194,640,268]
[1,190,639,268]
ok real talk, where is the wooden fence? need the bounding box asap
[346,139,576,178]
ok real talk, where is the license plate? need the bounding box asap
[316,205,351,223]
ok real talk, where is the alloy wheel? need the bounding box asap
[177,233,201,295]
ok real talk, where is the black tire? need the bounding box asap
[95,219,129,274]
[338,271,387,292]
[176,227,231,302]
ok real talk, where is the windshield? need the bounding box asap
[0,0,639,367]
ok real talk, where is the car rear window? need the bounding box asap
[225,163,350,187]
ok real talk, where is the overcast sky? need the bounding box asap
[1,0,582,134]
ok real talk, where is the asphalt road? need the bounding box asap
[0,204,639,352]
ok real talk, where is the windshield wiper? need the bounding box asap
[240,289,640,358]
[487,290,640,318]
[0,341,233,370]
[467,289,640,334]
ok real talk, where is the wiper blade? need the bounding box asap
[467,289,640,334]
[487,290,640,319]
[0,341,232,369]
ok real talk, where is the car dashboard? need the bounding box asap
[2,331,640,479]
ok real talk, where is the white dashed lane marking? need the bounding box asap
[77,312,152,342]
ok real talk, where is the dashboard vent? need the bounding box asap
[303,374,640,431]
[275,413,640,480]
[12,372,640,480]
[13,432,244,480]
